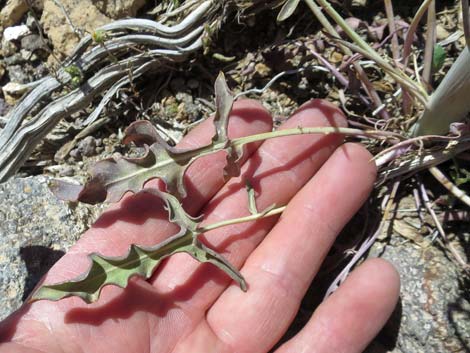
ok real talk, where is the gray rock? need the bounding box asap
[69,148,81,160]
[6,64,30,83]
[367,233,470,352]
[0,176,100,320]
[20,34,45,53]
[175,91,194,104]
[77,136,97,157]
[3,53,25,65]
[59,165,75,177]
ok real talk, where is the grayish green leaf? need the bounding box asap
[31,190,246,303]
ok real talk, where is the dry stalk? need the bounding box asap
[384,0,400,63]
[422,0,436,87]
[428,166,470,207]
[418,181,469,268]
[324,181,401,299]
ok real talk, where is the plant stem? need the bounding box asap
[332,38,429,104]
[307,0,373,56]
[384,0,400,62]
[429,166,470,207]
[462,0,470,50]
[198,205,287,233]
[422,0,436,87]
[403,0,434,67]
[231,126,399,147]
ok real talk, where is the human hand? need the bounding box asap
[0,99,399,353]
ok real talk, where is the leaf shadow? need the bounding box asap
[62,258,234,325]
[91,189,167,229]
[205,100,346,212]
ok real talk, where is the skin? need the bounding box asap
[0,99,400,353]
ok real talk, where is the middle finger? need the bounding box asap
[151,99,347,313]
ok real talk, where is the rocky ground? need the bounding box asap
[0,0,469,352]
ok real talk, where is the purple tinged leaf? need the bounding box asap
[123,120,161,146]
[50,72,241,204]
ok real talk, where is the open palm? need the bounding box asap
[0,99,399,353]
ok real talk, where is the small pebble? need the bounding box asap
[69,148,81,160]
[59,166,74,177]
[77,136,96,157]
[20,34,43,52]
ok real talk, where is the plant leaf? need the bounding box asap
[51,73,243,203]
[30,230,194,303]
[189,240,246,291]
[432,44,446,72]
[212,72,234,144]
[51,123,206,203]
[213,72,244,179]
[277,0,301,22]
[30,190,246,303]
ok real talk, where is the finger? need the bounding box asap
[275,258,400,353]
[153,100,346,312]
[40,99,273,285]
[205,143,376,352]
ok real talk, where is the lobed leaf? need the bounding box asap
[30,232,193,303]
[51,72,244,203]
[51,122,206,203]
[246,180,258,215]
[31,190,245,303]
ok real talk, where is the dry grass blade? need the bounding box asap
[403,0,434,68]
[324,181,401,299]
[429,166,470,207]
[418,181,469,268]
